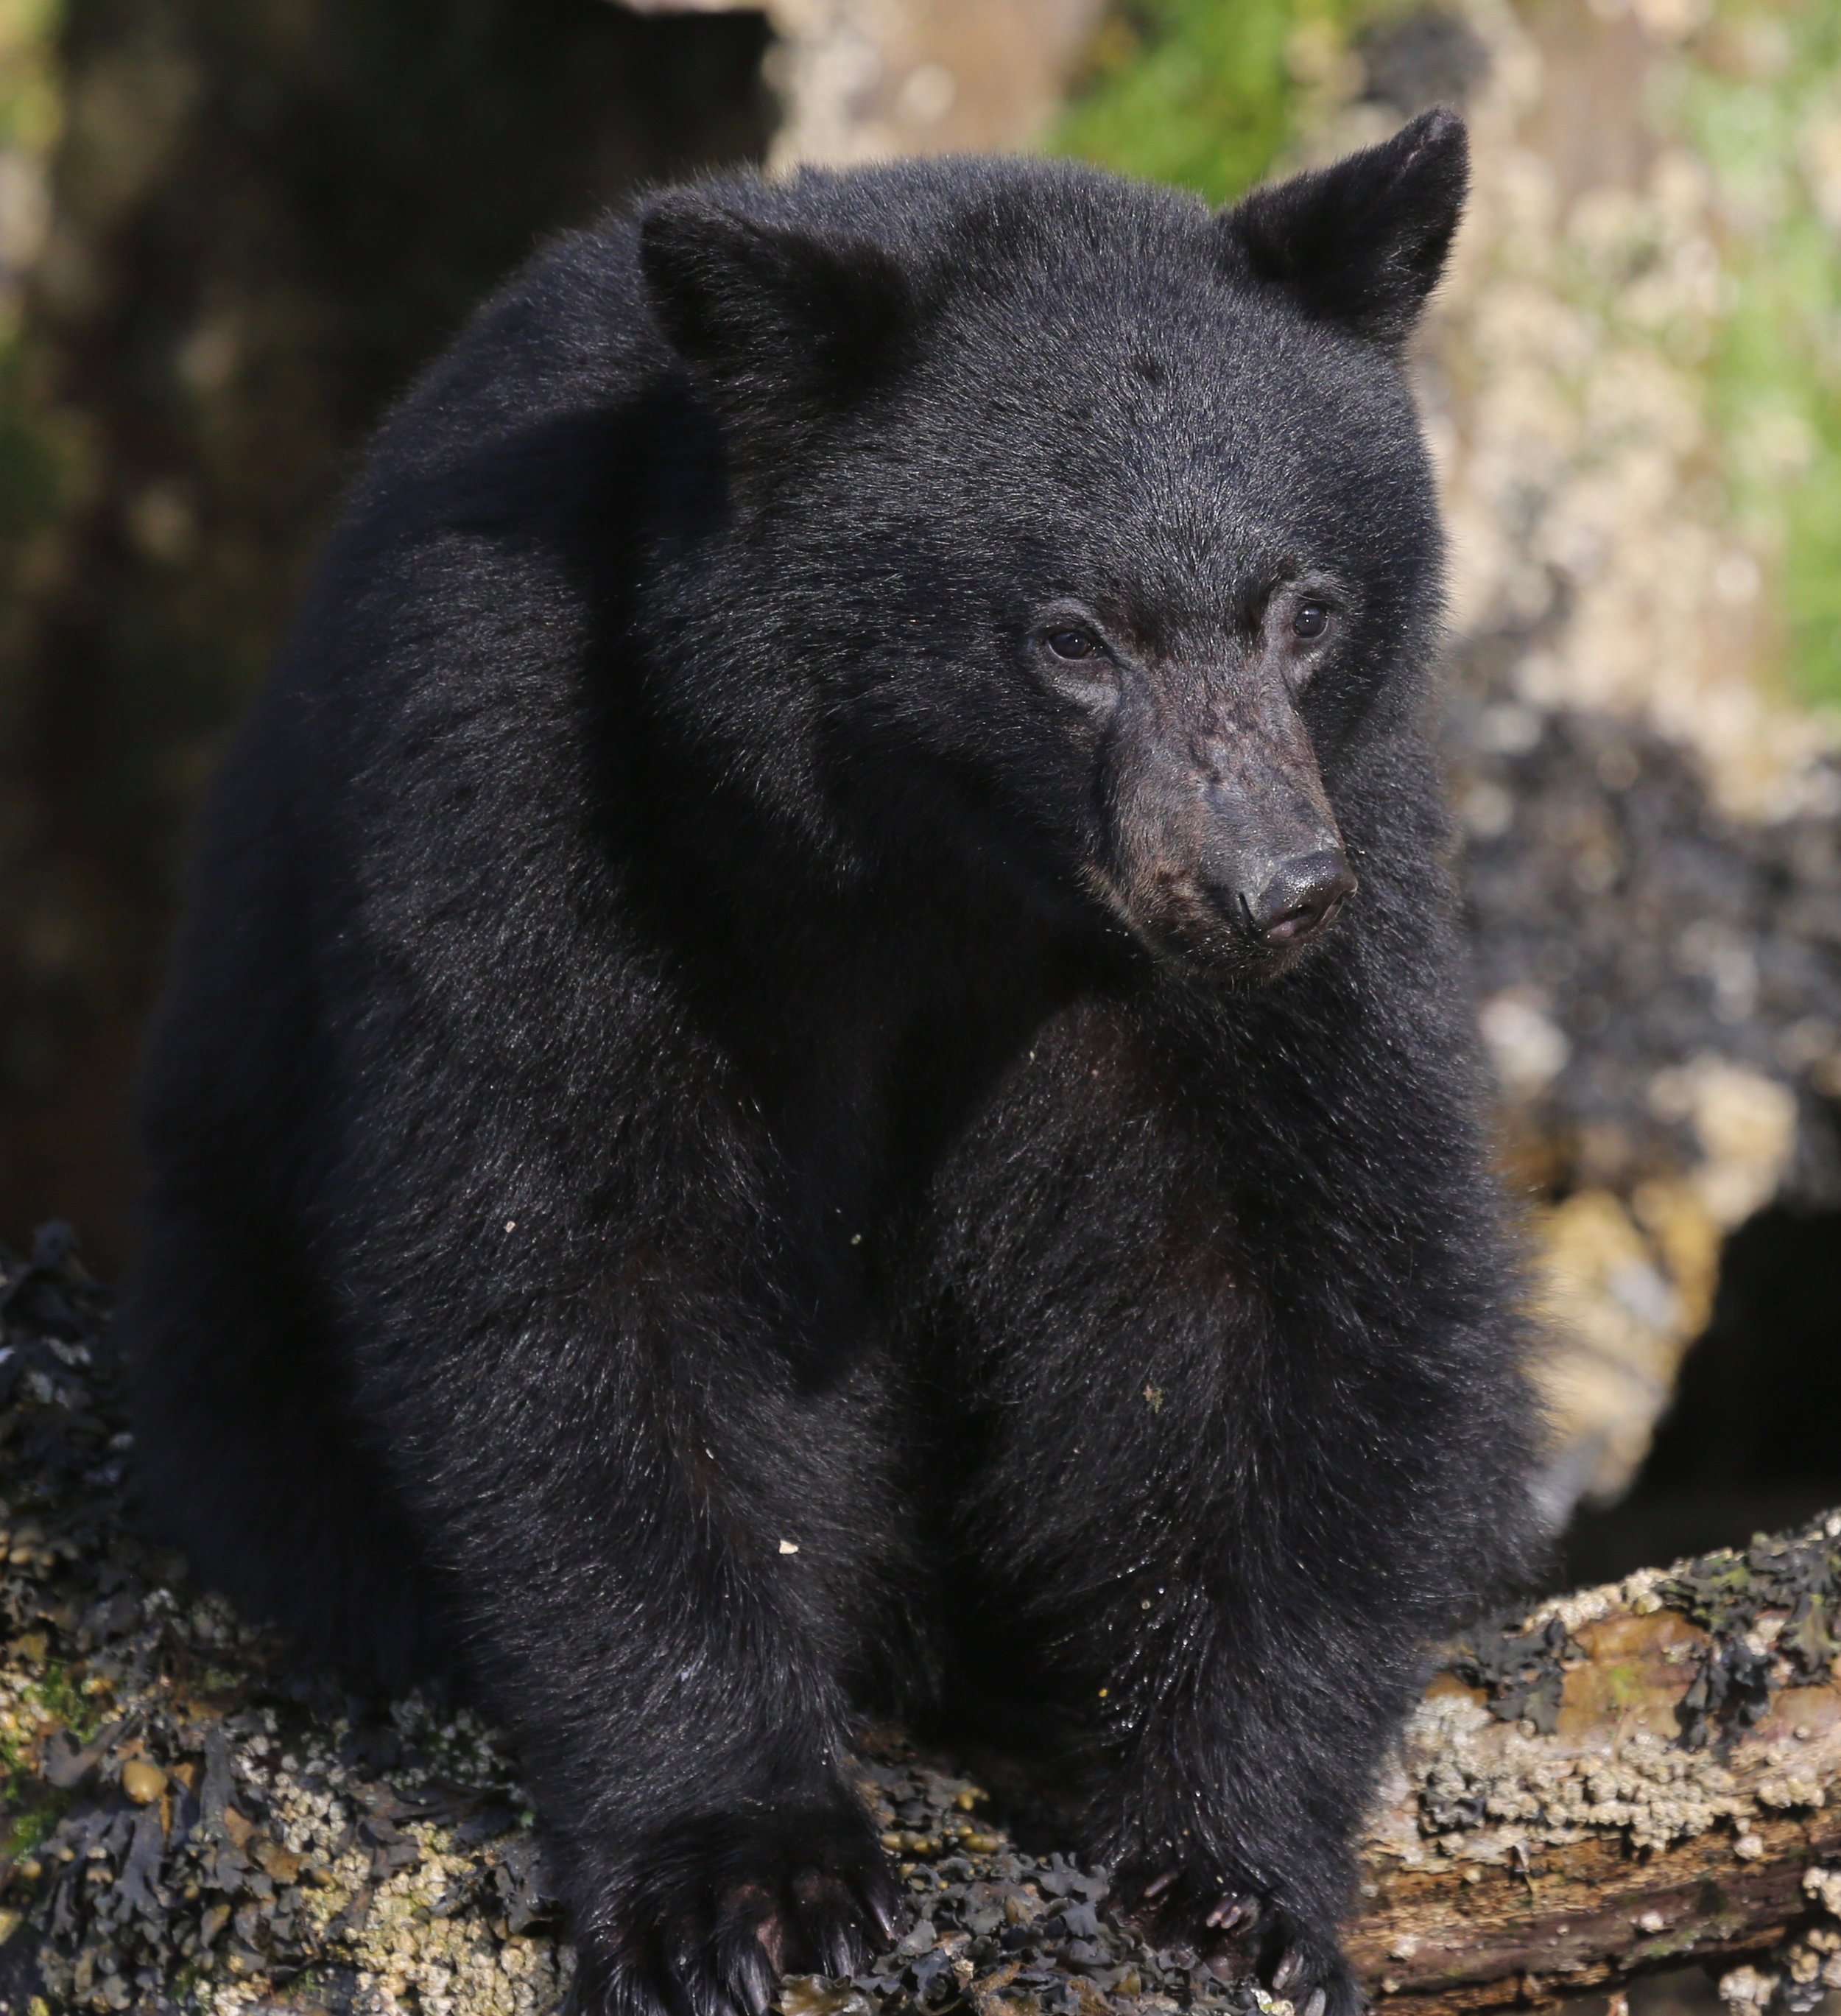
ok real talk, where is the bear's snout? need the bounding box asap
[1233,850,1357,947]
[1099,692,1355,974]
[1184,830,1357,969]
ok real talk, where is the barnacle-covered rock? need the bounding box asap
[0,1228,574,2016]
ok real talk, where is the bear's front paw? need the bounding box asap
[573,1802,901,2016]
[1262,1919,1364,2016]
[1118,1867,1364,2016]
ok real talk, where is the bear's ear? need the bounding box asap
[1214,107,1468,347]
[639,194,918,452]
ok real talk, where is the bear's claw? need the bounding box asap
[1116,1866,1365,2016]
[1205,1894,1256,1933]
[580,1800,898,2016]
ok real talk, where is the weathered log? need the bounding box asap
[1355,1531,1841,2012]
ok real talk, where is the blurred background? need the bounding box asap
[1,0,1839,1588]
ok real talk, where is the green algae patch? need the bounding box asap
[1052,0,1307,203]
[1666,0,1841,707]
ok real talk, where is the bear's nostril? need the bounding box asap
[1269,900,1322,940]
[1249,854,1357,945]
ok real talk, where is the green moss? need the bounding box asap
[3,1786,68,1864]
[1605,1659,1644,1708]
[17,1657,105,1753]
[0,1648,99,1875]
[1,1651,107,1843]
[0,0,67,583]
[0,0,58,155]
[0,0,73,708]
[1052,0,1309,203]
[1664,0,1841,706]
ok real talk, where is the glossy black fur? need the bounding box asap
[120,111,1537,2016]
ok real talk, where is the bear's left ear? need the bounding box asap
[1214,107,1468,347]
[639,194,919,457]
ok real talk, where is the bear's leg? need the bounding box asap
[119,1193,454,1691]
[968,1377,1457,2016]
[926,986,1531,2016]
[980,1324,1524,2016]
[348,1277,906,2016]
[937,1216,1523,2016]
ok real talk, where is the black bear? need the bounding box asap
[120,108,1536,2016]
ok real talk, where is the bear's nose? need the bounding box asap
[1246,852,1357,945]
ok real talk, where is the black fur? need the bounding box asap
[121,109,1536,2016]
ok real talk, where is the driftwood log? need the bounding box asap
[4,1229,1841,2015]
[1353,1529,1841,2013]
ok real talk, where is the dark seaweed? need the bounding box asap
[1661,1527,1841,1747]
[1443,1612,1577,1735]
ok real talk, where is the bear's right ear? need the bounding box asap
[1214,106,1469,348]
[639,194,918,460]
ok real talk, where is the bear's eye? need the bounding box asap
[1292,603,1331,642]
[1046,628,1099,661]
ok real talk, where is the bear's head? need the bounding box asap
[638,110,1466,985]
